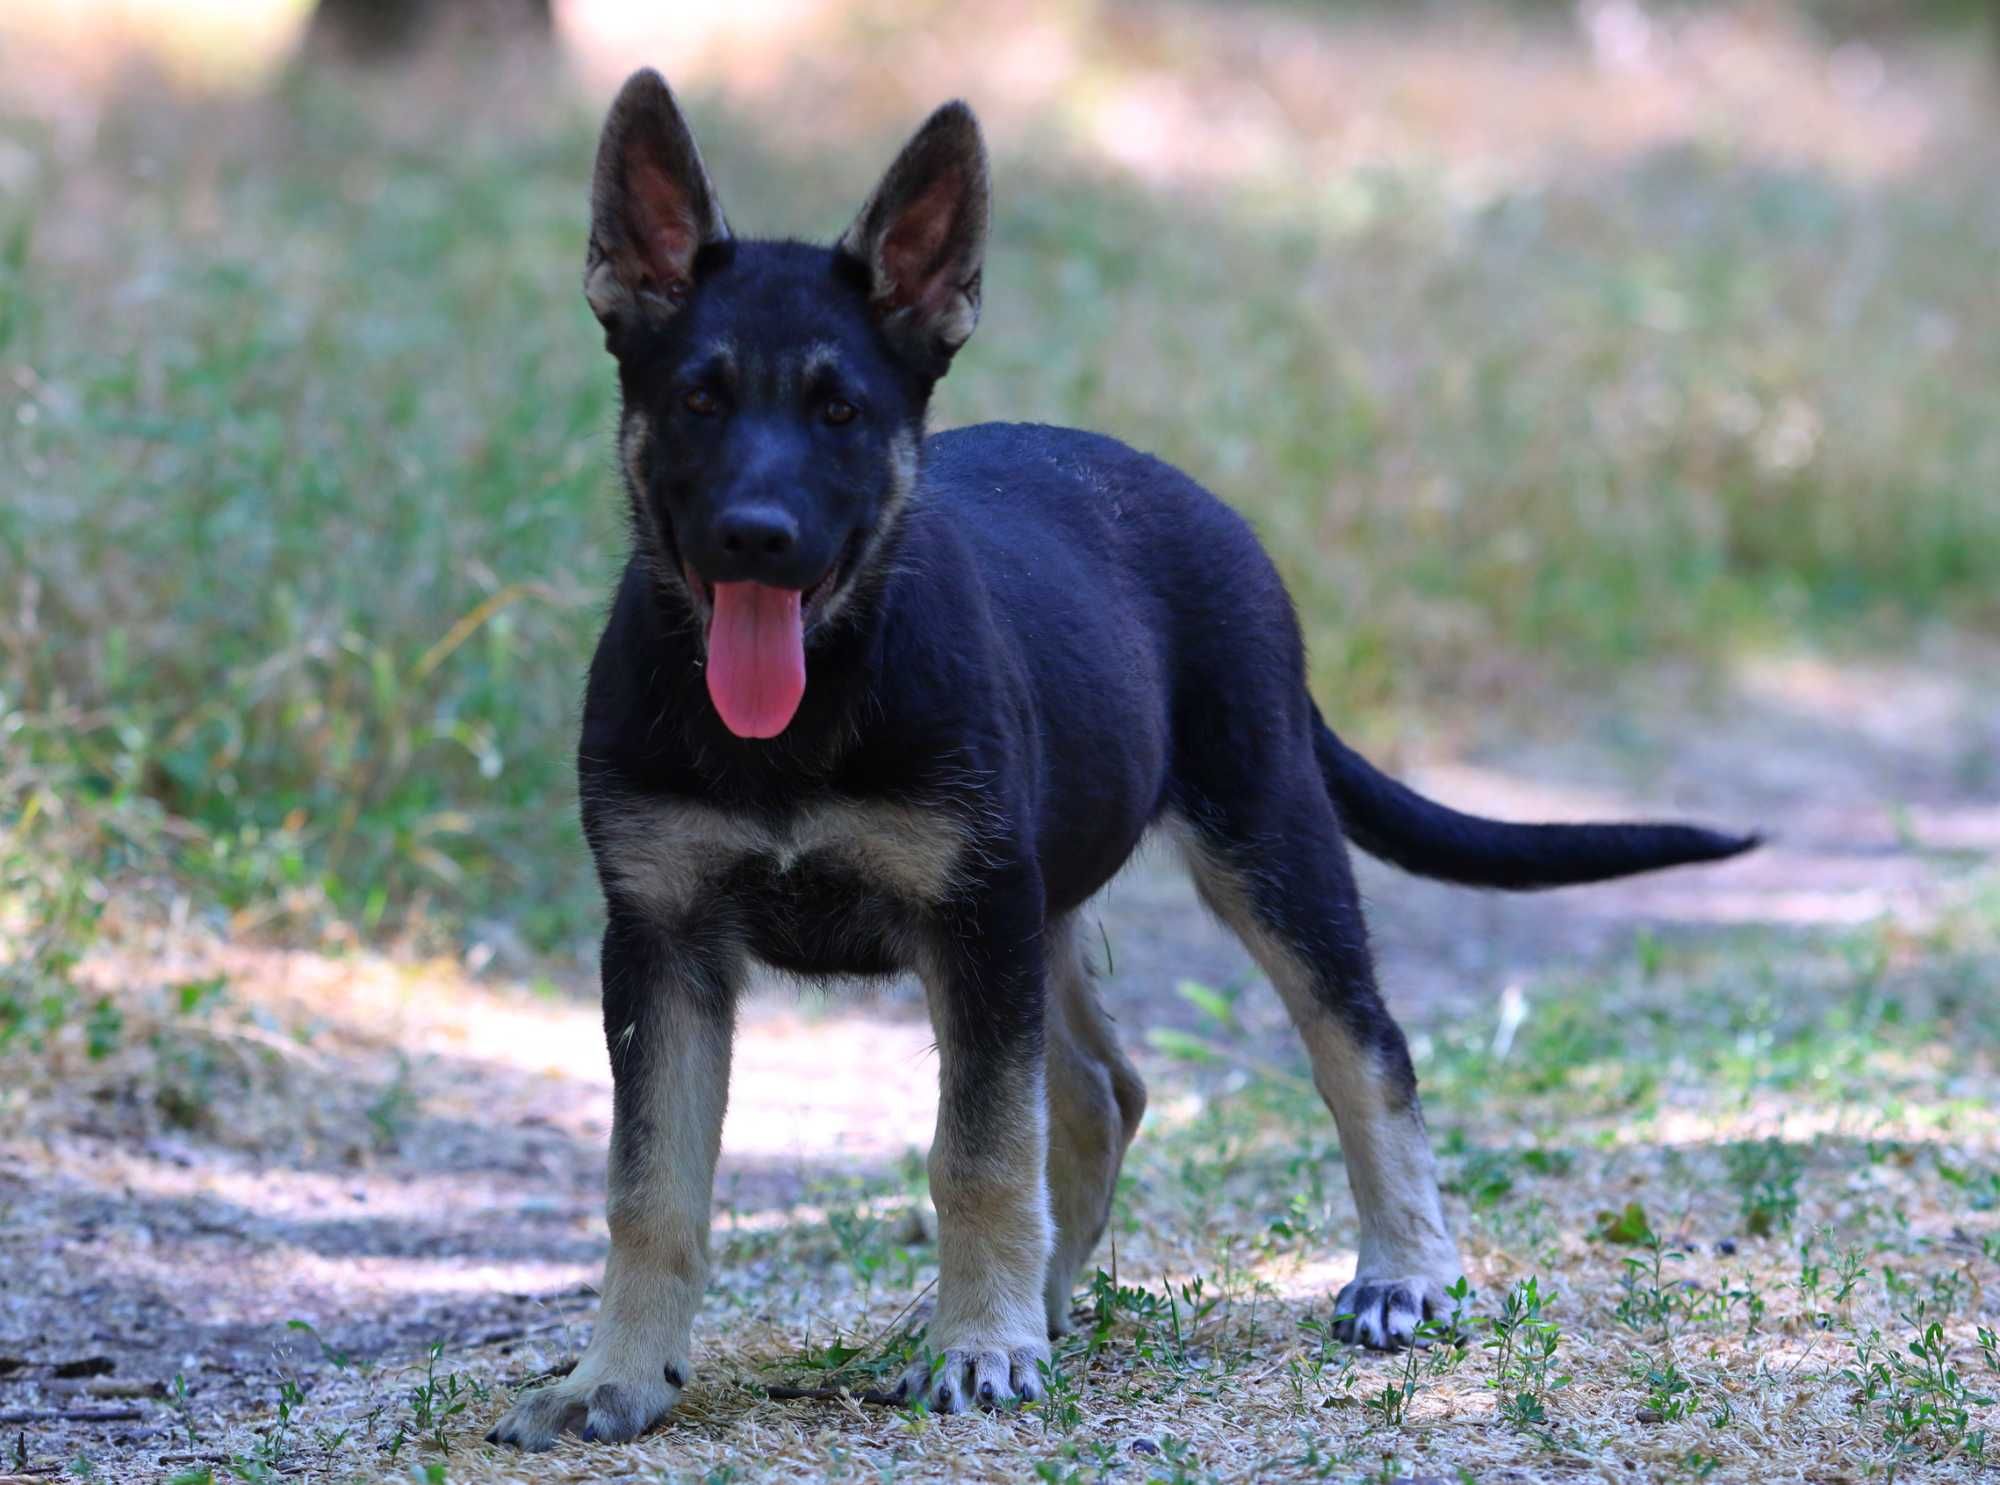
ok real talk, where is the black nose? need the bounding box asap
[696,503,817,586]
[714,505,798,561]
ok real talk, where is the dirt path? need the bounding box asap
[2,647,1993,1478]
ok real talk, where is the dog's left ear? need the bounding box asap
[837,102,989,379]
[585,69,731,335]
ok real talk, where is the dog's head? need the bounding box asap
[585,69,987,739]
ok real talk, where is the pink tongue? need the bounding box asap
[706,582,807,739]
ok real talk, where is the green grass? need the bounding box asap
[4,16,2000,963]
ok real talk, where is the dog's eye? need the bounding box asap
[823,399,857,426]
[683,389,720,416]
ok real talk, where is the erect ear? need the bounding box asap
[836,101,989,379]
[584,69,731,333]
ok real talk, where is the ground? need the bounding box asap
[5,647,1999,1483]
[4,0,2000,1480]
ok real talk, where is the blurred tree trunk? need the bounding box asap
[305,0,553,61]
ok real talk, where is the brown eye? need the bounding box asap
[823,399,857,426]
[684,388,719,416]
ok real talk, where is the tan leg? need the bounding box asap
[1042,914,1147,1334]
[488,917,740,1449]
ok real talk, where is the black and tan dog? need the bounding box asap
[485,71,1755,1449]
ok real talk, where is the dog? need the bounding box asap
[485,70,1756,1449]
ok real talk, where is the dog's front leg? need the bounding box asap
[898,891,1054,1412]
[488,908,740,1450]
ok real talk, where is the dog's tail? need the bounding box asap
[1312,712,1758,890]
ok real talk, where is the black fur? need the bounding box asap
[1314,723,1757,889]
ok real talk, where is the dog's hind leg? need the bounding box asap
[486,908,741,1449]
[1042,914,1147,1336]
[1176,787,1462,1351]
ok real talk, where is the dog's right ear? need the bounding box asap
[584,69,731,335]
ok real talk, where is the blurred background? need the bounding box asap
[3,5,2000,1477]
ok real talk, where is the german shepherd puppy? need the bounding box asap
[486,71,1755,1449]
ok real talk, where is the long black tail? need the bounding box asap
[1313,713,1759,890]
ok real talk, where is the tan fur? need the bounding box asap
[700,335,738,381]
[906,951,1054,1400]
[797,340,843,384]
[595,992,734,1383]
[583,257,629,325]
[1041,915,1146,1333]
[593,791,971,923]
[620,408,652,495]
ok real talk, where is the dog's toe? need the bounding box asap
[485,1385,586,1452]
[1008,1346,1047,1402]
[487,1370,678,1450]
[971,1351,1010,1407]
[579,1380,672,1443]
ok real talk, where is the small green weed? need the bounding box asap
[385,1341,487,1460]
[1483,1276,1570,1428]
[365,1058,419,1152]
[1844,1317,1997,1463]
[168,1372,202,1450]
[1724,1139,1805,1237]
[1033,1357,1086,1437]
[1033,1441,1121,1484]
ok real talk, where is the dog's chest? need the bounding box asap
[595,794,968,926]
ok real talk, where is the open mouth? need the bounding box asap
[682,545,850,741]
[681,543,848,630]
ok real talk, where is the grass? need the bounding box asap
[4,3,2000,963]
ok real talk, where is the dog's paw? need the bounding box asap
[893,1340,1050,1413]
[1331,1274,1455,1351]
[485,1366,681,1451]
